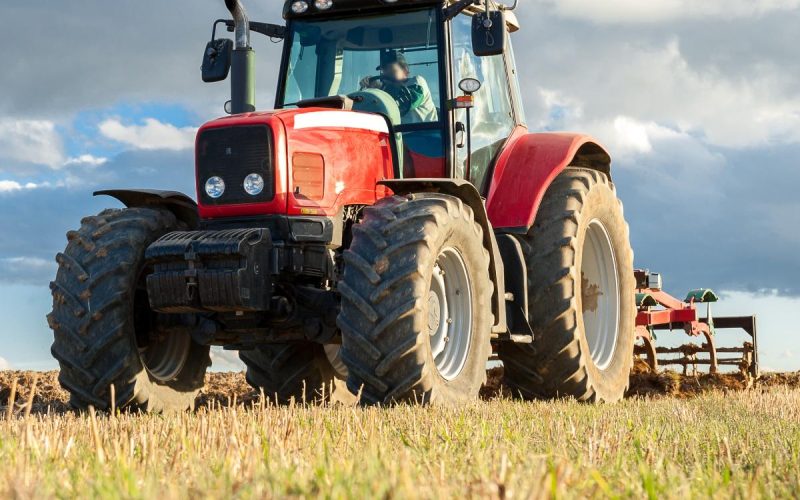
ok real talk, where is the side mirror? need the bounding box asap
[472,10,507,57]
[202,38,233,83]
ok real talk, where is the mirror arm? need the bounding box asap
[444,0,478,21]
[224,20,286,40]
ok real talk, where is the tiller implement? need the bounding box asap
[634,270,759,377]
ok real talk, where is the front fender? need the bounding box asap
[94,189,199,228]
[486,131,611,232]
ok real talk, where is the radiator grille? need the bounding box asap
[197,125,274,205]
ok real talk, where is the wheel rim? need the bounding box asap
[427,247,472,381]
[324,344,348,378]
[134,287,191,382]
[581,219,620,370]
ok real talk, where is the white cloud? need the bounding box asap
[209,347,245,372]
[99,118,197,151]
[63,154,107,167]
[537,0,800,23]
[526,39,800,151]
[0,119,64,169]
[0,356,10,370]
[0,256,57,285]
[0,180,40,193]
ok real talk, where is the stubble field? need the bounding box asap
[1,369,799,498]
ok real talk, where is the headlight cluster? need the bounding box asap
[290,0,333,14]
[204,173,265,198]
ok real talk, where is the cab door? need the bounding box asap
[448,12,524,194]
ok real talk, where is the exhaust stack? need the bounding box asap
[225,0,255,114]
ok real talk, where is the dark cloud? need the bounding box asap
[0,0,283,119]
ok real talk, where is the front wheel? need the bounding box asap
[498,168,636,402]
[48,208,210,412]
[337,194,493,405]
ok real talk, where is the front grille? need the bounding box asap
[197,125,275,205]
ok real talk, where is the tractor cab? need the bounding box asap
[277,0,525,192]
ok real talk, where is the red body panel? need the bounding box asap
[195,109,394,219]
[486,129,610,230]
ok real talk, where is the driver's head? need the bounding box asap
[378,51,410,82]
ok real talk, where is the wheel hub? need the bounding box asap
[581,219,621,370]
[427,248,472,381]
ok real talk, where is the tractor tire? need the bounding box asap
[337,194,493,405]
[239,342,349,404]
[48,208,210,412]
[498,167,635,402]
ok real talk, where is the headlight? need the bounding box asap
[243,173,264,196]
[205,176,225,199]
[291,1,309,13]
[314,0,333,9]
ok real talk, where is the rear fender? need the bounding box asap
[486,132,611,232]
[95,189,199,229]
[379,179,507,334]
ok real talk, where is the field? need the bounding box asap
[1,370,800,498]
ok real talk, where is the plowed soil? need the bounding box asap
[2,367,799,414]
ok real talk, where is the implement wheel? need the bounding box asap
[48,208,210,412]
[498,168,636,402]
[338,194,492,405]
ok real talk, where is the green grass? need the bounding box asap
[2,388,800,498]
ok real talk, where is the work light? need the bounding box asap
[291,1,309,13]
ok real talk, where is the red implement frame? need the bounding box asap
[634,270,759,377]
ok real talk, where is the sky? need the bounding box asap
[0,0,798,372]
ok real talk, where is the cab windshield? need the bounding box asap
[279,9,443,130]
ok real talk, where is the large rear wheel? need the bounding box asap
[498,168,635,402]
[48,208,210,412]
[338,194,492,405]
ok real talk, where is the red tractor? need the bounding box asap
[48,0,637,411]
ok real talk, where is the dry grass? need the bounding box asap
[1,371,800,498]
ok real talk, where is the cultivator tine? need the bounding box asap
[632,270,759,377]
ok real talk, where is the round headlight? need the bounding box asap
[314,0,333,9]
[243,173,264,196]
[291,1,309,13]
[205,176,225,199]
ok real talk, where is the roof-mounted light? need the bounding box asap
[291,0,309,13]
[314,0,334,9]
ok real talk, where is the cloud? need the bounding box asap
[523,39,800,150]
[0,119,64,169]
[99,118,197,151]
[536,0,800,23]
[0,257,57,286]
[0,181,40,193]
[63,154,107,167]
[0,356,10,370]
[210,348,245,372]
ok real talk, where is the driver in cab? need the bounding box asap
[360,51,438,124]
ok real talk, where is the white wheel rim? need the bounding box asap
[427,247,473,381]
[581,219,620,370]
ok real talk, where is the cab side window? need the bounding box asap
[451,14,515,192]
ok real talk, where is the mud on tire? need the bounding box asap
[337,193,493,405]
[48,208,210,412]
[498,167,636,402]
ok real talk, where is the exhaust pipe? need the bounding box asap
[225,0,255,114]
